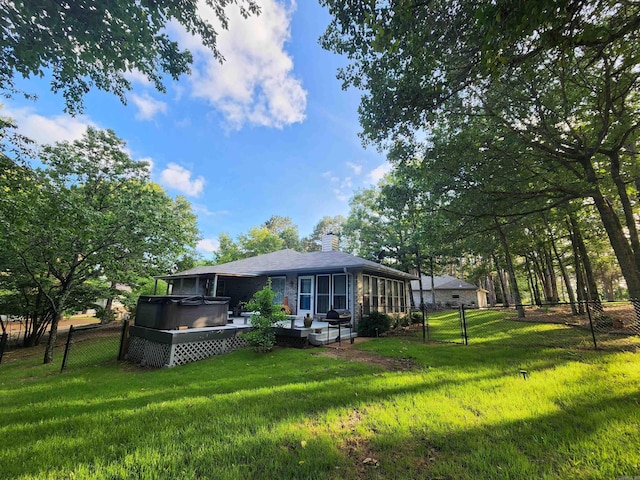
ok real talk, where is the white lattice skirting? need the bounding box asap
[127,332,247,368]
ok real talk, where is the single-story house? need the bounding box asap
[157,234,417,326]
[410,275,488,308]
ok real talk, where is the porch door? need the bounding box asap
[298,276,314,317]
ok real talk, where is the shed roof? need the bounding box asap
[410,275,481,291]
[162,249,417,280]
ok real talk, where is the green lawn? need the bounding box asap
[1,310,639,479]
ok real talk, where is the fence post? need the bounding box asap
[0,333,7,364]
[118,320,130,361]
[421,303,426,343]
[460,305,469,345]
[585,302,598,350]
[426,306,431,341]
[60,325,74,372]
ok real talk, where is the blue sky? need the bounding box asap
[3,1,390,257]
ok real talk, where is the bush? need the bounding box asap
[242,282,286,352]
[391,314,412,329]
[357,311,392,337]
[411,311,423,324]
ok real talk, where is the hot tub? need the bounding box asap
[135,295,231,329]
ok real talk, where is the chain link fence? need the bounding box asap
[60,321,129,371]
[423,300,640,350]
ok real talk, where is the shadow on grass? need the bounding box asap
[426,308,640,350]
[363,390,640,479]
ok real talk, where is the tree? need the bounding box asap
[0,127,199,362]
[239,227,284,258]
[213,233,244,264]
[322,0,640,301]
[302,215,347,252]
[242,281,286,352]
[0,0,260,114]
[212,217,307,264]
[263,215,302,251]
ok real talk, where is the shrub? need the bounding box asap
[392,314,411,329]
[411,311,423,324]
[357,311,392,337]
[242,282,286,352]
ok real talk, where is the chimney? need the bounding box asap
[321,233,339,252]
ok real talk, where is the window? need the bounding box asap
[316,275,330,314]
[372,277,379,311]
[174,277,196,294]
[399,282,405,311]
[215,280,226,296]
[452,294,460,299]
[362,275,371,314]
[379,279,386,311]
[269,277,286,305]
[387,280,393,312]
[299,277,312,311]
[393,281,400,313]
[333,274,347,309]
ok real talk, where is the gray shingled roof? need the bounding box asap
[162,249,416,280]
[410,275,480,291]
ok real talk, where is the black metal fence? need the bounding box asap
[423,301,640,350]
[60,321,129,371]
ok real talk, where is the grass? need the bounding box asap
[1,310,639,479]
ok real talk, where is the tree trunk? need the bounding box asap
[525,255,541,305]
[102,281,118,324]
[609,151,640,272]
[495,220,525,317]
[584,175,640,300]
[551,232,577,314]
[568,212,601,304]
[493,254,509,307]
[486,274,497,306]
[545,247,559,304]
[43,311,61,364]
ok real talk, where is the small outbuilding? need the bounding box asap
[410,275,488,309]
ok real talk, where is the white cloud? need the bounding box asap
[332,177,352,202]
[124,69,153,86]
[322,169,353,202]
[197,238,220,253]
[192,204,230,216]
[368,163,392,183]
[346,162,363,175]
[159,163,205,196]
[2,106,95,145]
[130,93,168,121]
[172,0,306,129]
